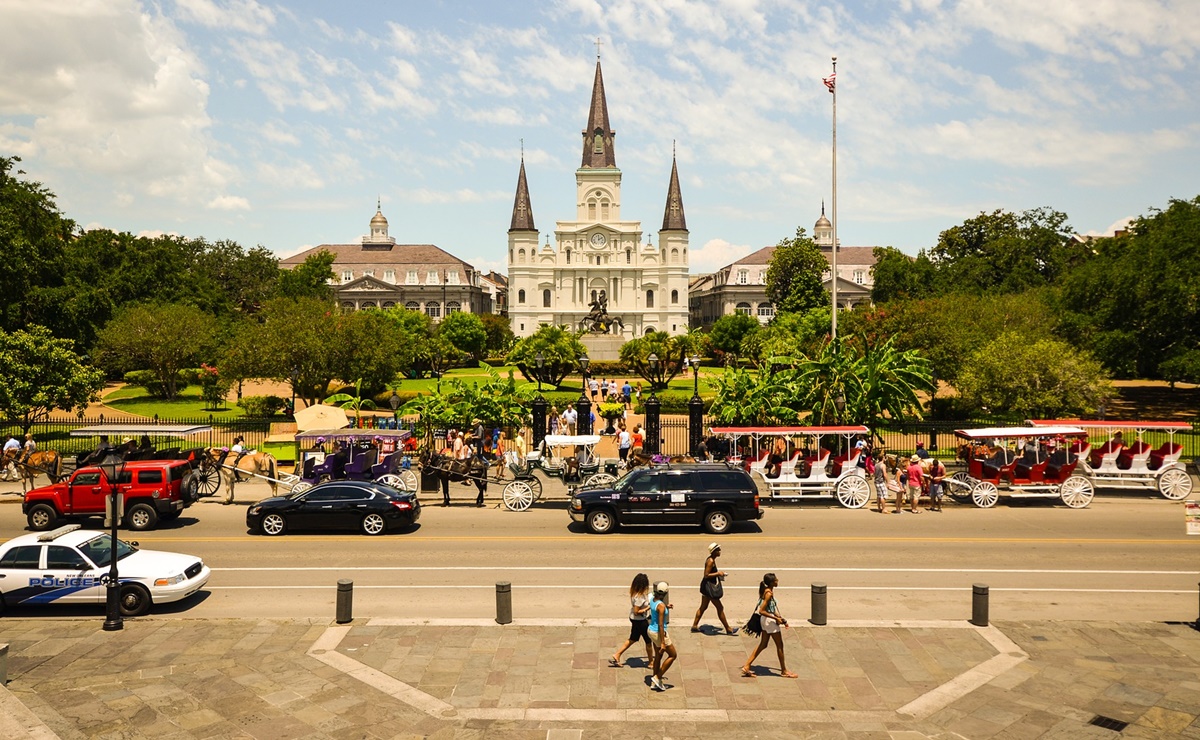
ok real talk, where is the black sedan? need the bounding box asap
[247,481,420,536]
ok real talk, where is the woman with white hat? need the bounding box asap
[690,543,737,635]
[647,582,676,691]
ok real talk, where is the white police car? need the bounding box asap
[0,525,210,616]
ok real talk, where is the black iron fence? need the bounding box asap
[2,415,278,455]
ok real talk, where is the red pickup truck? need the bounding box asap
[23,460,196,532]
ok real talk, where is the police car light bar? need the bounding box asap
[37,524,83,542]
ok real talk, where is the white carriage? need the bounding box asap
[1028,419,1194,500]
[710,425,874,508]
[954,425,1094,508]
[501,434,617,511]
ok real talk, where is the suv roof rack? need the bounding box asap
[38,524,83,542]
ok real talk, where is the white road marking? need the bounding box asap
[205,585,1195,594]
[211,566,1200,575]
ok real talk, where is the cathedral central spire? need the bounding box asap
[581,60,616,168]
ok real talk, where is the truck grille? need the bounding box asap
[185,562,203,579]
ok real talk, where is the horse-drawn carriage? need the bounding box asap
[953,425,1095,508]
[292,428,418,494]
[709,426,875,508]
[62,424,221,500]
[1027,419,1194,500]
[501,435,618,511]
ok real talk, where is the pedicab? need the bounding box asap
[293,428,418,494]
[953,425,1094,508]
[708,426,874,508]
[1027,419,1194,500]
[501,434,615,511]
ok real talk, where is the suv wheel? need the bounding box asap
[125,503,159,531]
[27,503,58,531]
[703,508,733,535]
[586,508,617,534]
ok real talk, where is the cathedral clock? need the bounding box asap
[589,232,607,248]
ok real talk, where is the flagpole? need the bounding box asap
[830,55,838,341]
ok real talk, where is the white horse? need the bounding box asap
[206,448,278,504]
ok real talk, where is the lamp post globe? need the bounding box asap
[97,452,125,631]
[534,351,545,393]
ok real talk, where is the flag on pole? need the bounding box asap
[823,72,836,93]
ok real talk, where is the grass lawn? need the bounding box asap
[260,440,297,463]
[392,365,719,396]
[105,385,245,419]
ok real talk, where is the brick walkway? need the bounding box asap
[1,617,1198,738]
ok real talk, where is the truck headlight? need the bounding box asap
[570,497,582,510]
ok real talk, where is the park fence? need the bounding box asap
[3,414,278,455]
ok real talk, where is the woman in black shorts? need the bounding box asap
[609,573,653,667]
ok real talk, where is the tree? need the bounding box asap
[929,207,1081,295]
[505,326,587,388]
[339,310,410,394]
[94,304,219,399]
[869,247,933,303]
[276,250,335,300]
[400,364,533,444]
[741,308,830,368]
[619,331,691,390]
[956,332,1111,418]
[439,311,488,361]
[765,227,828,315]
[0,157,72,334]
[708,313,760,363]
[1159,349,1200,388]
[0,325,105,431]
[325,378,377,425]
[707,366,802,426]
[480,312,515,356]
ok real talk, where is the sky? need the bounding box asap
[1,0,1197,276]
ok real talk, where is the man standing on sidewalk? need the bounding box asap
[906,454,924,513]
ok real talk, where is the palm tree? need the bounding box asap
[324,378,377,426]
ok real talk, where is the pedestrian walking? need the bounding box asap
[609,573,654,668]
[622,380,633,409]
[691,543,737,634]
[564,406,578,435]
[872,449,890,513]
[600,378,609,401]
[589,376,600,400]
[647,582,675,691]
[631,425,644,457]
[927,456,945,512]
[608,378,618,401]
[617,425,632,463]
[740,573,797,678]
[906,454,924,513]
[549,406,560,434]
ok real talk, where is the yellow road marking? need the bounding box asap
[126,535,1195,545]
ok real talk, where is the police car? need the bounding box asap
[0,525,210,616]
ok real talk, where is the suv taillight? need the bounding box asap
[753,493,760,509]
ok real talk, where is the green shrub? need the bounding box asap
[584,360,630,376]
[634,390,712,414]
[372,390,423,408]
[237,395,287,417]
[123,369,191,398]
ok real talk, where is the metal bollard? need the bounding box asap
[336,579,353,624]
[971,583,989,627]
[810,583,827,626]
[496,581,512,625]
[0,643,7,685]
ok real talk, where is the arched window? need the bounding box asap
[360,301,376,309]
[341,301,355,311]
[626,248,631,264]
[425,301,441,319]
[445,301,461,314]
[646,290,655,308]
[518,289,526,304]
[565,248,571,264]
[670,289,679,304]
[736,302,752,316]
[644,326,655,335]
[405,301,420,312]
[518,248,526,263]
[542,289,551,307]
[670,248,678,263]
[757,303,774,318]
[382,301,395,309]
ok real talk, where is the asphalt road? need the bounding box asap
[4,475,1198,625]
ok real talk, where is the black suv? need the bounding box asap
[569,464,762,534]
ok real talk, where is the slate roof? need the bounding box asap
[660,156,688,231]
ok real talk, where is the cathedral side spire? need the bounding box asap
[660,154,687,232]
[581,60,616,168]
[508,158,537,232]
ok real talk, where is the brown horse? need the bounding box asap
[2,449,64,492]
[419,449,488,506]
[625,450,695,471]
[206,448,278,504]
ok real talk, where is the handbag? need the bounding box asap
[703,577,723,600]
[744,598,763,636]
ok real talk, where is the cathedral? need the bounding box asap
[506,57,691,341]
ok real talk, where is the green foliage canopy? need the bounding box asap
[439,311,488,360]
[0,325,105,431]
[708,313,760,361]
[94,304,220,399]
[765,227,828,315]
[505,326,587,388]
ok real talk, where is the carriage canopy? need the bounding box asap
[542,435,601,447]
[954,426,1086,440]
[68,424,213,437]
[709,425,871,437]
[1027,419,1192,431]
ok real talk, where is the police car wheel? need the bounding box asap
[119,584,151,617]
[27,503,58,531]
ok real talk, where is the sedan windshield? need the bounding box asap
[78,535,137,568]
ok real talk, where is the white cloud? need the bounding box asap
[207,194,250,210]
[174,0,275,35]
[405,188,507,205]
[690,238,755,273]
[256,161,322,189]
[135,228,182,238]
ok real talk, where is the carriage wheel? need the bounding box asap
[194,463,221,496]
[1157,468,1193,500]
[1059,475,1094,509]
[290,481,313,494]
[835,475,871,509]
[503,480,535,511]
[971,481,999,508]
[397,470,419,492]
[584,472,616,488]
[948,472,975,501]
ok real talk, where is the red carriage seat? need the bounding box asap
[803,449,829,478]
[980,450,1016,482]
[1090,440,1123,468]
[829,453,848,478]
[1148,442,1183,470]
[1116,441,1150,470]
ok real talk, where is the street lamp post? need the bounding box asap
[834,394,846,455]
[531,352,548,448]
[97,453,126,631]
[686,354,703,457]
[389,390,401,427]
[645,353,661,455]
[289,367,298,417]
[929,371,939,452]
[535,351,545,394]
[576,354,592,436]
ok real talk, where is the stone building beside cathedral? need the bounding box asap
[506,58,691,341]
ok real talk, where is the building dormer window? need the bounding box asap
[406,270,418,285]
[737,269,748,285]
[427,270,439,284]
[341,270,353,283]
[758,270,766,284]
[363,270,375,278]
[854,269,865,284]
[384,270,395,283]
[447,271,460,285]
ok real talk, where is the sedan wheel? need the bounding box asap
[260,512,286,536]
[361,512,387,536]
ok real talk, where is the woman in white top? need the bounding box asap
[609,573,653,668]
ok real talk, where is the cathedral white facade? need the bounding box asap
[507,59,691,338]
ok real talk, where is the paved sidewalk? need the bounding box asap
[2,617,1199,739]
